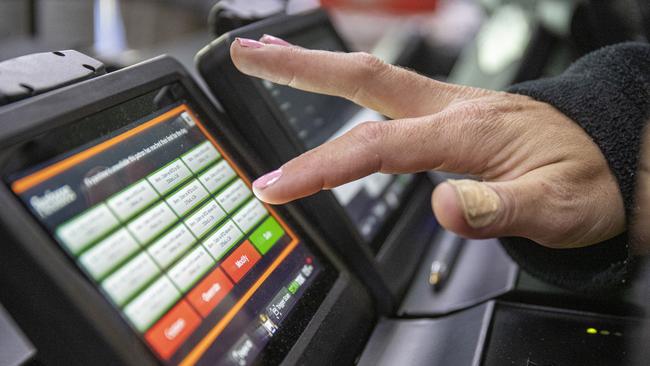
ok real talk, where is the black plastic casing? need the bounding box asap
[197,9,438,313]
[359,300,650,366]
[0,56,375,366]
[0,50,105,106]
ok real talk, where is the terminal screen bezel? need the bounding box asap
[0,73,338,365]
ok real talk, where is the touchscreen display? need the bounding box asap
[258,27,413,243]
[9,103,325,365]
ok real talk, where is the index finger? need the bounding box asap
[230,37,486,119]
[251,112,493,204]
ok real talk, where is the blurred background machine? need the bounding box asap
[2,0,648,79]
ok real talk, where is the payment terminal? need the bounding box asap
[197,9,438,309]
[0,48,647,366]
[0,55,374,365]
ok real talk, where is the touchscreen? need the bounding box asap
[9,103,324,365]
[258,27,413,243]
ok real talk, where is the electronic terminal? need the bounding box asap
[0,55,371,365]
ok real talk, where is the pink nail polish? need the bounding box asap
[260,34,292,47]
[253,169,282,190]
[236,37,264,49]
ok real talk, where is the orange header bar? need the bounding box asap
[11,104,188,194]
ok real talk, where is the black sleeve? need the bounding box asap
[502,42,650,293]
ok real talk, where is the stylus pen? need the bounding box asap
[429,235,464,290]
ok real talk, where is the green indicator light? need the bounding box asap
[288,281,300,294]
[600,330,610,335]
[586,328,598,334]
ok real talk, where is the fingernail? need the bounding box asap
[253,169,282,191]
[236,37,265,49]
[260,34,292,47]
[447,179,501,228]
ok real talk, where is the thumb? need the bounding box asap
[432,178,565,246]
[432,179,503,233]
[432,177,603,248]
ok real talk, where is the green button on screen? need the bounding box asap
[249,217,284,254]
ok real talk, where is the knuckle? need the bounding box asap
[451,103,501,146]
[348,121,386,172]
[346,52,396,103]
[453,93,524,123]
[456,100,500,122]
[350,121,386,146]
[492,93,527,115]
[352,52,388,78]
[450,97,522,148]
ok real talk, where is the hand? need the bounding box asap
[230,35,625,249]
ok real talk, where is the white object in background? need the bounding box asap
[94,0,127,56]
[476,4,531,75]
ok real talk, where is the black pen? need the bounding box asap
[429,235,464,290]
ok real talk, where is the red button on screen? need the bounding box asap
[221,240,261,283]
[186,267,234,317]
[145,300,201,360]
